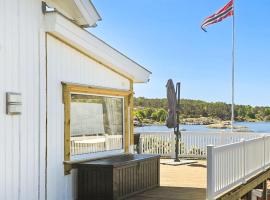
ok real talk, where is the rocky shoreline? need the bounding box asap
[134,117,252,131]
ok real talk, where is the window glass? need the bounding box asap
[70,93,124,156]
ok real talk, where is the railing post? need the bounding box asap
[220,131,226,145]
[241,139,246,184]
[105,134,109,151]
[171,132,176,159]
[263,135,267,171]
[138,137,143,154]
[207,145,215,200]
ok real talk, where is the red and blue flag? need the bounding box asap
[201,0,234,32]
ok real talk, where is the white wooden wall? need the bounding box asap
[46,35,130,200]
[0,1,132,199]
[0,0,43,200]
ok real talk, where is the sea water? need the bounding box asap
[135,122,270,133]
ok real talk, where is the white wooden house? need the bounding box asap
[0,1,151,200]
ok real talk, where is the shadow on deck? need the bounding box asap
[128,160,207,200]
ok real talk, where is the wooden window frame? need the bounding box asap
[62,82,132,174]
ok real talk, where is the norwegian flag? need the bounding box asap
[201,0,234,32]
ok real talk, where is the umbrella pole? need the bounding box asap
[175,82,181,162]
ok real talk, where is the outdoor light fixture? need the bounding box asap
[6,92,22,115]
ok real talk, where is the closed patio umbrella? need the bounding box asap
[166,79,181,162]
[166,79,177,129]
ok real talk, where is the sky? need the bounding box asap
[90,0,270,106]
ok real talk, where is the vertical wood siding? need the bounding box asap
[0,0,42,200]
[46,35,130,200]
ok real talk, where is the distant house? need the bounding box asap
[0,1,151,200]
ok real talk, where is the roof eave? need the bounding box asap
[44,12,151,83]
[44,0,101,27]
[74,0,102,27]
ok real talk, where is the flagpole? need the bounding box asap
[231,0,235,131]
[201,0,236,130]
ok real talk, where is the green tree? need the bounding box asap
[151,112,158,120]
[143,108,154,118]
[156,109,167,122]
[134,97,270,123]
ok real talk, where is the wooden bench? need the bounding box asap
[77,154,160,200]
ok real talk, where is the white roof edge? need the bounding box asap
[74,0,101,27]
[88,0,102,21]
[44,0,101,27]
[43,12,151,83]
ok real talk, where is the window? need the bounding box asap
[62,83,132,169]
[70,94,124,156]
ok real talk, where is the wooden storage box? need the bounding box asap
[77,154,160,200]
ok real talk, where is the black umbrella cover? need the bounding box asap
[166,79,177,128]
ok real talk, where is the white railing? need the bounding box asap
[207,136,270,200]
[139,132,175,157]
[71,135,123,156]
[138,131,261,158]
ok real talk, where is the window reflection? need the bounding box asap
[70,94,124,156]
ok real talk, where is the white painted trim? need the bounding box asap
[44,0,101,27]
[43,12,151,83]
[73,0,101,27]
[39,28,47,200]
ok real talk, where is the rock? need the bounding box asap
[207,122,251,131]
[181,117,220,125]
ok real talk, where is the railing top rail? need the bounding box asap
[213,141,244,152]
[136,131,173,134]
[136,130,263,134]
[245,136,265,142]
[211,135,267,150]
[107,135,123,138]
[137,131,174,136]
[136,131,262,138]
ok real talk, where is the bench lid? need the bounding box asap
[77,154,160,167]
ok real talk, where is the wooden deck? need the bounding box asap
[128,160,207,200]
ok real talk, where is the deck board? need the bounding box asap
[128,160,207,200]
